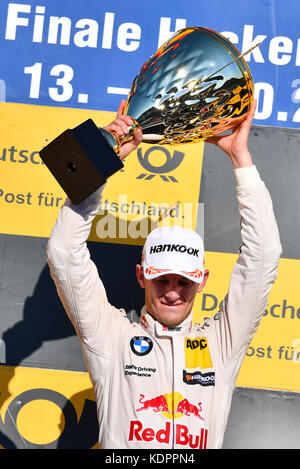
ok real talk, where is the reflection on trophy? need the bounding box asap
[40,27,254,204]
[122,26,254,146]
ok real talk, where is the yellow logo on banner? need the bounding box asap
[185,337,213,369]
[88,132,204,246]
[0,102,204,244]
[0,365,98,449]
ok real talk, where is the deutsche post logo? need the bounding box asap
[137,146,185,182]
[0,388,98,449]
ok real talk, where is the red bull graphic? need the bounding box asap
[136,394,169,413]
[132,390,207,448]
[176,398,204,420]
[136,392,204,421]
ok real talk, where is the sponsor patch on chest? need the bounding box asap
[184,337,213,369]
[130,336,153,356]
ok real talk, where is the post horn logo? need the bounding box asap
[137,146,185,182]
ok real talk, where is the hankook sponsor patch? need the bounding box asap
[183,369,215,387]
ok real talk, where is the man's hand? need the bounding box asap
[206,99,257,168]
[102,100,143,160]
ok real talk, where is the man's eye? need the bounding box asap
[179,280,192,287]
[156,278,168,284]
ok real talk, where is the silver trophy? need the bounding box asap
[40,27,254,204]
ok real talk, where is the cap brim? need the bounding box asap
[143,265,204,284]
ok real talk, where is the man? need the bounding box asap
[47,99,282,449]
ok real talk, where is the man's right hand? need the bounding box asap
[102,100,143,160]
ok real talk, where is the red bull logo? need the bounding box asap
[128,420,208,449]
[176,398,204,420]
[136,394,169,413]
[135,392,204,420]
[130,392,207,448]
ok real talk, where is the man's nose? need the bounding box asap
[164,283,181,301]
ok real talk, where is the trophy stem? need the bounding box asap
[99,119,141,159]
[99,127,120,157]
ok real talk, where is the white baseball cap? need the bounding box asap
[142,226,205,284]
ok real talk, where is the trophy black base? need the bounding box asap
[39,119,124,205]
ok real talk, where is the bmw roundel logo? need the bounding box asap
[130,336,153,356]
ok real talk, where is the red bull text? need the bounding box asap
[128,420,208,449]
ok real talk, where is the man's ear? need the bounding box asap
[136,264,146,289]
[197,269,209,293]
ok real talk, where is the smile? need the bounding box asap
[160,301,184,307]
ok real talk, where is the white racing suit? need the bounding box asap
[47,165,282,449]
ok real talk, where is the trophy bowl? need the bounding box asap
[119,26,254,146]
[39,26,255,205]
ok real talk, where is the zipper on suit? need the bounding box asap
[170,335,175,448]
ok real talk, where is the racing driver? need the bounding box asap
[47,99,282,449]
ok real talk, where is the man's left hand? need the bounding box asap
[206,99,257,168]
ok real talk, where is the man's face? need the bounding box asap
[136,265,209,326]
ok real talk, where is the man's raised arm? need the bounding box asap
[46,101,143,361]
[206,100,282,368]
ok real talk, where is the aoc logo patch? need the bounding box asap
[130,336,153,356]
[185,337,213,369]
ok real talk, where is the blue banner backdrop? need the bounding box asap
[0,0,299,128]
